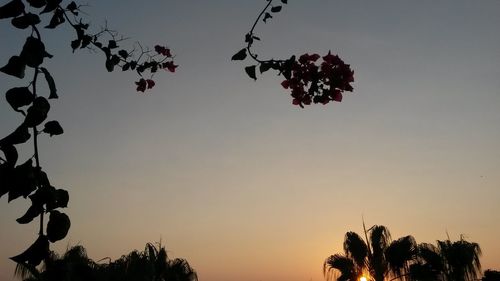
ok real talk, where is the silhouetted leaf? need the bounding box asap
[263,12,272,22]
[45,8,65,29]
[118,49,128,59]
[245,65,257,80]
[0,0,24,19]
[46,211,70,242]
[29,184,54,206]
[0,56,26,78]
[40,67,58,99]
[108,40,118,49]
[24,97,50,127]
[231,48,247,61]
[0,125,30,147]
[0,164,13,198]
[122,63,130,71]
[129,60,137,70]
[105,58,114,72]
[80,35,92,49]
[11,13,40,29]
[259,62,272,73]
[46,188,69,211]
[10,235,49,266]
[271,6,282,13]
[43,121,63,136]
[5,87,34,111]
[8,159,36,202]
[110,54,120,65]
[0,145,18,167]
[71,39,81,52]
[66,1,77,13]
[40,0,61,14]
[16,204,43,224]
[26,0,46,8]
[20,36,53,67]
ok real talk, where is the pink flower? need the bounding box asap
[135,79,147,92]
[146,79,155,89]
[163,61,178,72]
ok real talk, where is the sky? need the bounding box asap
[1,0,500,280]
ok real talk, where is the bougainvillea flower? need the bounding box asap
[146,79,155,89]
[275,51,353,107]
[163,61,178,72]
[135,78,147,92]
[154,45,172,57]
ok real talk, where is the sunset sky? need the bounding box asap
[1,1,499,281]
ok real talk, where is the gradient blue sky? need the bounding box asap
[1,1,500,281]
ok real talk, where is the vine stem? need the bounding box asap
[245,0,286,65]
[246,0,274,64]
[59,6,170,69]
[31,22,44,236]
[32,66,43,236]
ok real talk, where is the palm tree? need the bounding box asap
[14,242,197,281]
[96,242,197,281]
[324,225,417,281]
[482,269,500,281]
[408,243,444,281]
[14,245,97,281]
[408,237,481,281]
[438,237,481,281]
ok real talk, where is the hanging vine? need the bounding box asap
[0,0,176,268]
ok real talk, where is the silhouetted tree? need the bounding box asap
[483,269,500,281]
[407,243,444,281]
[14,243,196,281]
[14,245,97,281]
[408,237,481,281]
[324,225,417,281]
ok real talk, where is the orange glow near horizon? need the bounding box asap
[359,277,368,281]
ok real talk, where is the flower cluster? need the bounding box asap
[280,51,354,108]
[154,45,172,57]
[135,45,177,93]
[135,79,155,92]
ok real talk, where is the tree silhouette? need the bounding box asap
[482,270,500,281]
[324,225,417,281]
[324,225,483,281]
[14,243,196,281]
[409,237,482,281]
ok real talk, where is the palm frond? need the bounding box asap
[14,262,40,281]
[369,225,391,255]
[344,231,368,269]
[368,225,391,281]
[385,235,417,277]
[324,254,356,281]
